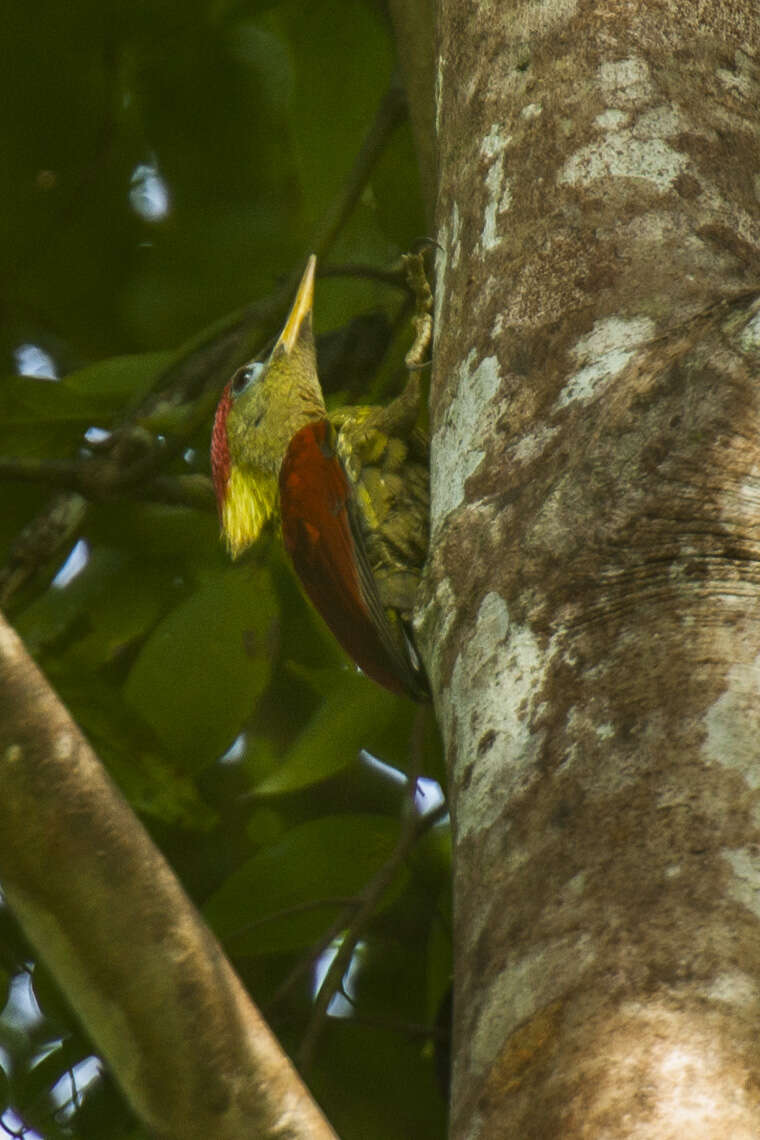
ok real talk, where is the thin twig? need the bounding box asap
[226,896,361,944]
[297,800,448,1072]
[310,73,407,261]
[317,262,409,291]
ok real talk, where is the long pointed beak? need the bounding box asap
[274,254,316,354]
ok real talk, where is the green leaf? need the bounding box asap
[88,501,221,565]
[275,0,393,232]
[204,813,401,954]
[63,351,173,412]
[371,120,427,251]
[313,1019,446,1140]
[226,22,295,116]
[0,376,94,458]
[37,669,216,829]
[124,567,277,769]
[254,671,409,794]
[15,547,165,659]
[0,352,172,463]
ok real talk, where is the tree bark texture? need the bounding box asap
[0,613,337,1140]
[423,1,760,1136]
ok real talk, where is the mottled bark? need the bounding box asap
[421,0,760,1136]
[0,614,337,1140]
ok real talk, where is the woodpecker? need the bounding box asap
[211,256,429,700]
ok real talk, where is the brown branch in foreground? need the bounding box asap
[0,612,338,1140]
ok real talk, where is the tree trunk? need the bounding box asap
[422,0,760,1135]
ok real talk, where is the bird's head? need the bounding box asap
[211,255,326,558]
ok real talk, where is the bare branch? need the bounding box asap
[0,613,338,1140]
[298,799,448,1072]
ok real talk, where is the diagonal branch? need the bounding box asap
[0,611,338,1140]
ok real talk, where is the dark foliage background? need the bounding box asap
[0,1,449,1136]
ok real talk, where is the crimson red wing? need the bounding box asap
[279,420,420,697]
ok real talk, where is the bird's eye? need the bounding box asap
[231,361,265,396]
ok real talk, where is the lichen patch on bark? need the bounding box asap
[555,315,655,408]
[446,592,551,838]
[431,351,502,527]
[704,656,760,789]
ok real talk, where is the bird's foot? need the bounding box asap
[402,251,434,371]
